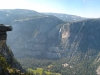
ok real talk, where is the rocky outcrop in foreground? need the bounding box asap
[0,24,26,75]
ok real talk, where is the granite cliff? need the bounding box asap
[60,19,100,55]
[0,24,25,75]
[7,15,64,59]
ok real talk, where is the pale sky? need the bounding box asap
[0,0,100,18]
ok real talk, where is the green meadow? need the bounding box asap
[28,68,60,75]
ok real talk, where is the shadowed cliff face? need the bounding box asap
[61,19,100,54]
[0,25,25,74]
[7,15,64,59]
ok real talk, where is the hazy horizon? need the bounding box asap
[0,0,100,18]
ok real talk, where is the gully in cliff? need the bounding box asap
[0,24,12,49]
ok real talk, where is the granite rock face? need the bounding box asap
[60,19,100,54]
[7,15,63,59]
[0,24,25,74]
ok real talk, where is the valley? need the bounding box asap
[0,9,100,75]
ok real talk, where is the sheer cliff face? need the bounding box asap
[0,44,24,72]
[61,19,100,53]
[7,15,63,59]
[0,25,25,74]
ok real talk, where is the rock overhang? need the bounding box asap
[0,24,12,32]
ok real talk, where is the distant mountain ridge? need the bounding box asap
[43,13,86,22]
[0,9,41,25]
[0,9,86,25]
